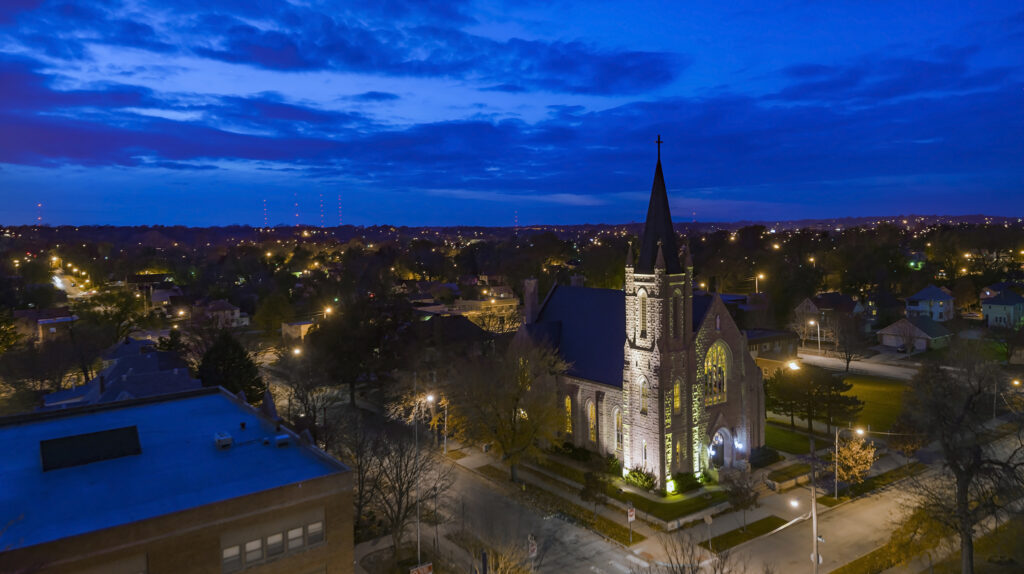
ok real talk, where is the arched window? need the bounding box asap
[564,396,572,434]
[672,289,682,338]
[587,400,597,442]
[673,379,681,414]
[639,290,648,338]
[614,409,623,451]
[705,340,730,405]
[715,313,721,331]
[642,439,648,467]
[640,379,649,414]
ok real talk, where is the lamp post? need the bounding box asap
[755,273,765,293]
[834,427,865,499]
[809,320,821,352]
[414,373,422,566]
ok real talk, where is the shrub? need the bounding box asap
[554,441,594,463]
[749,446,782,469]
[624,466,657,490]
[604,454,623,477]
[671,472,704,494]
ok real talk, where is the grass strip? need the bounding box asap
[848,462,926,497]
[698,516,788,552]
[477,464,646,546]
[765,424,829,454]
[767,462,811,482]
[445,449,468,461]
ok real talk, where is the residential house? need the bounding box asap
[877,316,952,352]
[982,290,1024,329]
[745,329,800,377]
[12,307,78,343]
[905,284,955,322]
[792,292,865,344]
[199,299,250,328]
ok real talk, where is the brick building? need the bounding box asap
[0,387,352,574]
[523,144,765,488]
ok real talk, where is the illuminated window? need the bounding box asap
[640,379,649,414]
[222,546,241,572]
[587,401,597,442]
[639,290,648,338]
[307,521,324,545]
[564,396,572,434]
[705,341,729,405]
[266,533,284,557]
[287,527,304,551]
[673,380,681,414]
[244,539,262,564]
[614,409,623,451]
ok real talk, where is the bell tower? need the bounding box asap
[622,136,694,488]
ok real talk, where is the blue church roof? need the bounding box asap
[532,285,625,386]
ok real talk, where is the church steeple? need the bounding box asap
[635,135,682,274]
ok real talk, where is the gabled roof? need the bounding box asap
[812,292,859,314]
[879,316,951,339]
[984,290,1024,306]
[635,148,682,275]
[692,293,714,333]
[530,285,625,386]
[908,284,954,302]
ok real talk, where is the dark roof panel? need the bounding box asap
[40,426,141,472]
[533,286,625,386]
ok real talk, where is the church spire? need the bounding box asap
[635,135,682,274]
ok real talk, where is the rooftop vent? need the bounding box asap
[274,434,290,448]
[214,431,233,450]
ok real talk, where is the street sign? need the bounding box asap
[810,554,822,564]
[703,514,713,525]
[409,563,433,574]
[627,505,635,523]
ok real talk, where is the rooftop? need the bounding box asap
[0,388,346,551]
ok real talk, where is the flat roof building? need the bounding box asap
[0,387,352,574]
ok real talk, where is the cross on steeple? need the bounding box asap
[656,134,663,162]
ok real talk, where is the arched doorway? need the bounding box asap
[708,428,733,469]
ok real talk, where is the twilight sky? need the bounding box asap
[1,1,1022,226]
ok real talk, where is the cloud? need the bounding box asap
[347,91,400,102]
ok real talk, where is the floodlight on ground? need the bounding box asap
[788,361,801,371]
[292,348,302,356]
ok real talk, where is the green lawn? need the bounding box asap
[767,462,811,483]
[848,462,926,497]
[765,423,825,454]
[931,513,1024,573]
[843,375,906,432]
[699,516,788,552]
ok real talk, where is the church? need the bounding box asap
[523,140,765,489]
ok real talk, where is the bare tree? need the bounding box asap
[579,471,609,521]
[334,411,382,541]
[451,336,567,481]
[373,427,455,556]
[832,313,867,371]
[721,468,760,530]
[629,532,705,574]
[835,434,876,487]
[898,341,1024,574]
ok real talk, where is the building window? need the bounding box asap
[266,533,284,557]
[640,380,649,414]
[715,314,721,331]
[642,439,648,467]
[673,380,681,414]
[244,539,262,564]
[705,341,729,405]
[307,521,324,545]
[614,409,623,451]
[587,401,597,442]
[287,527,304,551]
[564,396,572,434]
[222,546,242,573]
[639,290,648,338]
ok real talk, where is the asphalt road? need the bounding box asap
[446,463,644,574]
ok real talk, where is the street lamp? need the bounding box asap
[809,320,821,352]
[789,495,821,572]
[755,273,765,293]
[292,347,302,356]
[834,427,865,498]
